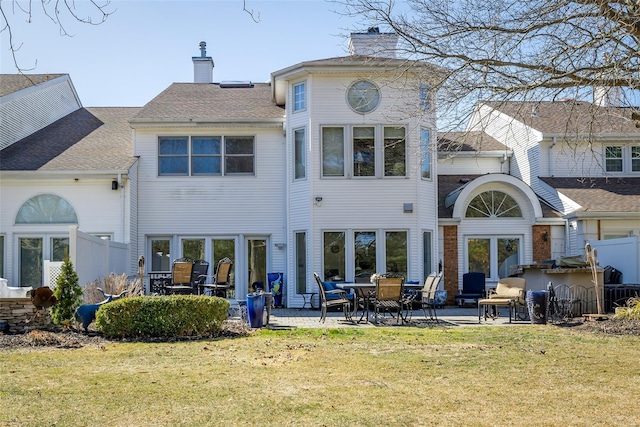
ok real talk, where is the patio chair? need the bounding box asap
[478,277,526,323]
[198,257,232,297]
[419,272,443,323]
[190,259,209,293]
[455,272,486,307]
[372,276,405,324]
[165,258,195,295]
[314,272,352,323]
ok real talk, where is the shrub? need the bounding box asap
[51,259,84,325]
[613,297,640,320]
[95,295,229,338]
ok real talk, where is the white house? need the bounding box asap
[435,97,640,296]
[130,31,444,305]
[1,31,638,306]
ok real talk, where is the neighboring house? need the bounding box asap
[436,97,640,296]
[0,74,139,288]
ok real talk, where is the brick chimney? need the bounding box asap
[193,41,214,83]
[348,27,398,58]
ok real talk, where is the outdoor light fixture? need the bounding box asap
[111,180,118,190]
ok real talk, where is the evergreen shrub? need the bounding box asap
[51,259,84,325]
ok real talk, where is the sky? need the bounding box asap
[1,1,363,107]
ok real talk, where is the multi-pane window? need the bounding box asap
[605,146,623,172]
[159,137,189,175]
[384,127,406,176]
[182,239,205,260]
[322,125,406,178]
[151,239,171,271]
[355,231,376,280]
[353,127,375,177]
[295,232,307,293]
[294,128,306,179]
[466,191,522,218]
[632,146,640,172]
[322,127,345,177]
[192,137,221,175]
[325,230,408,282]
[293,82,306,112]
[16,194,78,224]
[467,237,521,280]
[385,231,407,278]
[225,137,254,174]
[159,136,254,176]
[419,83,430,111]
[421,128,431,179]
[323,231,345,281]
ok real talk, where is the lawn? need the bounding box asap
[1,325,639,426]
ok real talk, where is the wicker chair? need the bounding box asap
[165,258,195,295]
[198,257,232,297]
[371,276,405,324]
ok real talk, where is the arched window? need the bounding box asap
[465,191,522,218]
[15,194,78,224]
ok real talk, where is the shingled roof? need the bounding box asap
[482,100,639,135]
[131,83,284,123]
[437,131,507,152]
[540,177,640,214]
[0,74,66,97]
[0,107,139,172]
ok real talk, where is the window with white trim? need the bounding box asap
[293,82,306,112]
[294,128,306,179]
[632,146,640,172]
[605,146,623,172]
[421,128,431,179]
[321,125,407,178]
[158,136,254,176]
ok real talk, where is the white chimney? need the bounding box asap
[193,41,214,83]
[348,27,398,58]
[593,86,623,107]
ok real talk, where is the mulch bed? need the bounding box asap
[2,318,639,351]
[0,319,252,350]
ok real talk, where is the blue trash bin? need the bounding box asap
[268,272,284,307]
[247,293,264,328]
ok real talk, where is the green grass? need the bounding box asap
[2,326,640,426]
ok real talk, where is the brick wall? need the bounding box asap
[442,226,458,304]
[532,225,552,264]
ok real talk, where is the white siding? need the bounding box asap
[438,156,505,175]
[0,177,127,285]
[0,76,81,150]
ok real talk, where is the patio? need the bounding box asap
[241,305,522,329]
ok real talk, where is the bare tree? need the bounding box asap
[1,0,260,73]
[1,0,114,72]
[337,0,640,130]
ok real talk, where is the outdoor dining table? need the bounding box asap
[337,281,422,323]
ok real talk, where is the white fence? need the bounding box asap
[68,225,130,287]
[590,236,640,284]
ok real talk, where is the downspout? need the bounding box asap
[549,137,556,176]
[118,173,125,243]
